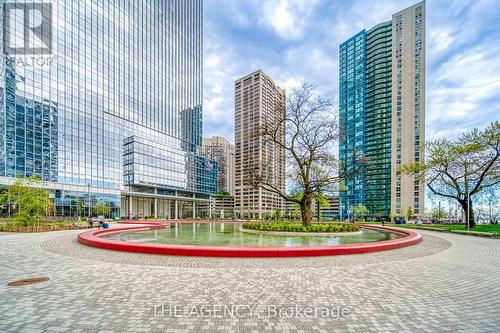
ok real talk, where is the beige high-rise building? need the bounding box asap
[234,70,286,219]
[390,2,425,217]
[200,136,235,195]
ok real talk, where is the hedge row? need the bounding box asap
[242,222,360,233]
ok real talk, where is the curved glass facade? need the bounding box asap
[365,22,392,217]
[0,0,215,218]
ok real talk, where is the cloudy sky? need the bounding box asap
[202,0,500,144]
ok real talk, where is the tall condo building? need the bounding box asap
[0,0,217,219]
[234,70,286,219]
[200,136,235,196]
[339,1,425,218]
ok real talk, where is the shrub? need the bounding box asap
[0,220,77,232]
[93,201,110,218]
[0,176,52,228]
[242,222,359,233]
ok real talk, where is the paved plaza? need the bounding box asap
[0,226,499,332]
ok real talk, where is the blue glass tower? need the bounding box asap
[339,31,367,218]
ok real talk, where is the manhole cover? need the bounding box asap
[7,277,49,287]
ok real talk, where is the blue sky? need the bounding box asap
[203,0,500,144]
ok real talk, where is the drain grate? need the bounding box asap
[7,277,49,287]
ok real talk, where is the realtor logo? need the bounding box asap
[3,2,53,55]
[205,160,215,172]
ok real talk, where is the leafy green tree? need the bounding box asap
[405,207,414,222]
[351,204,369,222]
[401,122,499,228]
[314,193,329,221]
[93,201,110,217]
[213,192,232,199]
[0,176,52,228]
[476,187,499,221]
[431,208,446,220]
[287,200,302,220]
[74,197,86,218]
[338,181,348,219]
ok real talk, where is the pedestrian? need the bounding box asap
[98,215,104,229]
[88,216,93,229]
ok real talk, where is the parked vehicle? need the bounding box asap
[394,217,406,224]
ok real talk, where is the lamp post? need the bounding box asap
[338,196,342,221]
[7,183,11,219]
[347,198,350,222]
[467,191,470,231]
[87,183,91,219]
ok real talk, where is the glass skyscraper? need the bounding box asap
[339,31,367,215]
[339,2,425,219]
[0,0,217,218]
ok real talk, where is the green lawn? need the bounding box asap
[383,223,500,236]
[253,221,500,236]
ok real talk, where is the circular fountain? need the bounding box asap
[78,221,421,257]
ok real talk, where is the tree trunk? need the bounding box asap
[459,198,475,229]
[300,193,313,226]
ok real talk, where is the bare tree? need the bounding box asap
[250,83,355,226]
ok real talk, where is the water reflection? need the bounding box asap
[103,223,403,247]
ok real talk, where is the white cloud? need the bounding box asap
[430,28,455,53]
[277,77,303,92]
[205,54,220,68]
[211,83,222,94]
[427,47,500,139]
[256,0,320,39]
[279,46,337,96]
[204,96,224,110]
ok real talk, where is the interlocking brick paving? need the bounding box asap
[0,227,499,332]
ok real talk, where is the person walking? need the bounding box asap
[97,215,104,230]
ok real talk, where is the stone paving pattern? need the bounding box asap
[0,226,499,332]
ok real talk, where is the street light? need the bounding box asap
[467,191,470,231]
[347,198,351,222]
[7,183,11,218]
[87,183,91,219]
